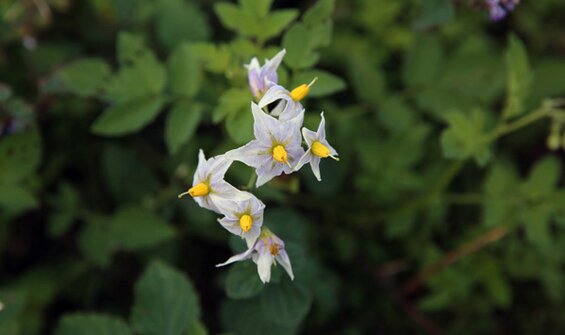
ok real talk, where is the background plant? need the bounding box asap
[1,0,565,334]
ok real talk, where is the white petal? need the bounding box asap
[281,111,304,146]
[218,217,243,236]
[225,140,271,169]
[294,149,312,172]
[258,85,290,110]
[256,160,285,187]
[302,127,318,147]
[256,251,274,283]
[275,250,294,281]
[207,154,233,183]
[251,102,280,144]
[244,226,261,248]
[216,247,254,267]
[317,112,327,140]
[195,149,207,182]
[310,156,322,181]
[278,101,303,122]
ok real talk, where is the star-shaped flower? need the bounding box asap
[295,112,339,181]
[258,78,317,121]
[216,228,294,284]
[178,150,249,213]
[246,49,286,101]
[214,194,265,248]
[227,102,305,187]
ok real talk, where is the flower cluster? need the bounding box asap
[486,0,520,21]
[179,49,339,283]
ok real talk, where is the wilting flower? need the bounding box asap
[486,0,519,21]
[178,150,249,213]
[227,102,305,187]
[214,194,265,248]
[259,78,317,121]
[216,228,294,283]
[246,49,286,100]
[295,112,339,181]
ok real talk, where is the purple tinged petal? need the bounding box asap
[275,250,294,281]
[216,247,254,267]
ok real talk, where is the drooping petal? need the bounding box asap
[195,149,208,182]
[255,251,274,283]
[226,140,271,169]
[216,247,254,267]
[310,156,322,181]
[275,250,294,281]
[256,161,285,187]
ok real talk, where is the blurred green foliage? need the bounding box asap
[2,0,565,334]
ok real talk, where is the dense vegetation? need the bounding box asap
[1,0,565,334]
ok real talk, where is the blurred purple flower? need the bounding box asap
[486,0,519,21]
[246,49,286,100]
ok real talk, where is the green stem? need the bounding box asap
[486,102,554,143]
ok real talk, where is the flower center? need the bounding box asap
[311,141,330,158]
[272,145,288,163]
[239,214,253,233]
[269,243,280,256]
[188,182,209,197]
[289,77,318,102]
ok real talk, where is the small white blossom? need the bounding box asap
[258,78,317,121]
[227,102,305,187]
[214,194,265,248]
[246,49,286,100]
[295,112,339,181]
[216,228,294,284]
[178,150,249,213]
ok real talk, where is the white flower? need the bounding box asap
[246,49,286,100]
[214,194,265,248]
[259,77,317,121]
[178,150,249,213]
[216,228,294,284]
[226,102,305,187]
[295,112,339,181]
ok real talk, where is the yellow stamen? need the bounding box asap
[311,141,330,158]
[289,77,317,102]
[184,182,209,197]
[272,145,288,163]
[239,214,253,233]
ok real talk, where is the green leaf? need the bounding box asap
[522,156,560,196]
[101,144,158,203]
[413,0,454,30]
[168,44,202,98]
[0,290,26,330]
[131,260,201,335]
[225,262,264,299]
[213,88,250,124]
[54,314,132,335]
[260,280,312,326]
[104,51,166,104]
[48,183,79,237]
[292,69,345,97]
[226,105,254,144]
[403,36,443,88]
[259,10,299,40]
[192,43,231,73]
[0,128,41,183]
[240,0,272,18]
[117,32,146,65]
[220,298,297,335]
[91,96,166,136]
[282,24,318,69]
[503,35,533,119]
[214,3,256,36]
[57,58,111,97]
[111,206,176,250]
[440,109,491,166]
[303,0,335,25]
[0,184,37,215]
[156,0,210,50]
[78,216,114,267]
[165,101,203,154]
